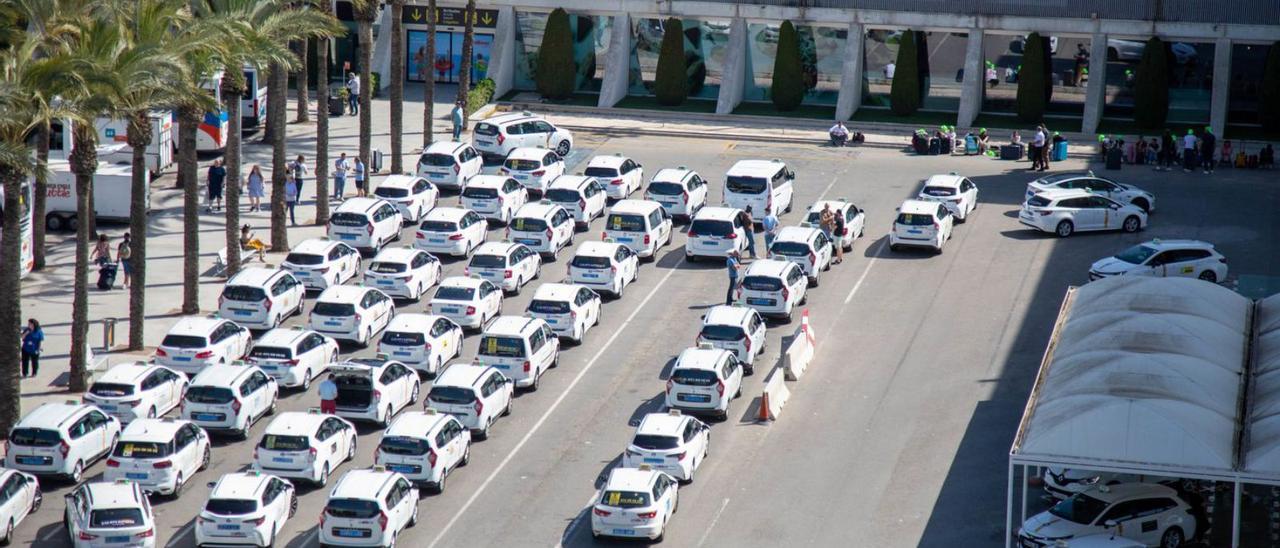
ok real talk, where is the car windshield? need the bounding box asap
[544,189,581,204]
[1049,494,1109,525]
[1026,196,1052,208]
[186,385,235,404]
[326,499,380,519]
[259,435,309,452]
[631,434,680,450]
[700,325,745,341]
[419,153,456,167]
[284,253,324,266]
[479,335,525,358]
[381,331,424,346]
[474,123,498,136]
[312,302,355,316]
[647,182,684,196]
[428,385,476,404]
[505,159,541,171]
[895,213,934,226]
[726,175,767,194]
[606,214,645,232]
[222,285,267,302]
[672,368,719,386]
[462,187,498,199]
[374,187,409,199]
[419,220,458,232]
[434,286,475,301]
[205,499,257,516]
[469,254,506,269]
[571,255,610,269]
[114,441,170,459]
[741,276,783,291]
[527,300,570,314]
[248,346,291,360]
[90,382,136,397]
[1114,244,1159,265]
[379,436,429,456]
[921,186,956,197]
[771,241,811,257]
[90,508,145,528]
[584,167,618,178]
[329,212,367,227]
[9,428,60,447]
[511,217,547,232]
[369,261,406,274]
[690,219,733,237]
[600,490,650,509]
[161,334,207,348]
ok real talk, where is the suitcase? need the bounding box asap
[97,262,118,290]
[1106,148,1123,170]
[1000,144,1024,160]
[928,138,941,155]
[1248,154,1259,169]
[328,96,344,116]
[1236,152,1247,168]
[1053,141,1068,162]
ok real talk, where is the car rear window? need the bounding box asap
[647,182,685,196]
[511,217,547,232]
[600,490,650,509]
[741,276,783,291]
[505,159,541,171]
[479,335,525,358]
[329,212,368,227]
[114,441,170,458]
[462,187,498,199]
[469,254,506,269]
[379,436,429,456]
[90,508,146,528]
[9,428,60,447]
[369,261,406,274]
[90,383,136,397]
[374,187,409,199]
[803,212,823,225]
[474,123,498,136]
[312,302,355,316]
[690,219,733,237]
[186,385,235,404]
[527,299,570,314]
[428,385,476,404]
[671,368,719,386]
[381,331,424,346]
[419,153,457,167]
[726,176,767,194]
[222,285,267,302]
[1026,196,1052,208]
[248,346,292,360]
[571,255,610,269]
[326,499,380,519]
[606,214,645,232]
[895,213,934,226]
[434,286,475,301]
[770,241,811,257]
[544,189,581,204]
[205,499,258,515]
[631,434,679,450]
[584,167,618,178]
[419,220,458,232]
[285,252,324,265]
[259,435,309,451]
[699,325,745,341]
[921,186,956,197]
[161,334,208,348]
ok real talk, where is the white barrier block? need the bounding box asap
[762,366,790,420]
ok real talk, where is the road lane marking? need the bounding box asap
[428,259,687,548]
[40,528,61,541]
[695,498,732,547]
[165,522,195,547]
[556,490,605,547]
[844,240,885,305]
[816,175,839,201]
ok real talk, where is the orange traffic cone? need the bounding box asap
[757,392,772,422]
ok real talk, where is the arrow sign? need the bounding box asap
[480,13,493,25]
[409,7,422,21]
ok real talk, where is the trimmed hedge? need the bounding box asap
[771,21,804,111]
[1261,41,1280,132]
[1133,37,1170,129]
[890,30,921,116]
[466,79,495,116]
[654,18,688,106]
[536,8,575,100]
[1016,32,1048,123]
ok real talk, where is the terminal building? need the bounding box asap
[340,1,1280,137]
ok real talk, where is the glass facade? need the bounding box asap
[1102,39,1213,123]
[1228,43,1268,127]
[512,11,610,93]
[980,33,1087,117]
[861,29,899,108]
[407,30,493,84]
[628,18,729,99]
[743,23,846,105]
[862,30,968,112]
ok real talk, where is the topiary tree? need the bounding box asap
[1016,32,1048,123]
[535,8,575,100]
[771,21,805,111]
[1133,37,1170,129]
[1260,41,1280,132]
[654,18,688,106]
[890,29,921,116]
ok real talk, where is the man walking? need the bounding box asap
[117,233,132,289]
[333,153,349,201]
[206,159,226,212]
[319,374,338,414]
[451,100,465,141]
[742,206,757,260]
[724,251,741,306]
[289,155,307,203]
[1200,127,1217,174]
[346,73,360,115]
[762,206,780,253]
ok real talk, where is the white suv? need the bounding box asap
[377,314,463,378]
[477,316,560,391]
[253,411,356,486]
[330,357,421,426]
[508,201,575,258]
[6,402,121,483]
[568,240,639,298]
[182,364,278,439]
[1019,189,1147,238]
[460,175,528,224]
[309,286,396,346]
[664,346,744,421]
[372,174,438,223]
[414,207,487,257]
[645,167,708,219]
[64,481,155,547]
[472,111,574,159]
[525,283,602,344]
[429,276,504,331]
[500,147,565,196]
[696,305,766,375]
[416,140,483,190]
[466,241,541,295]
[426,364,514,441]
[686,207,750,261]
[363,247,442,301]
[622,410,710,483]
[545,175,607,227]
[319,468,418,547]
[281,238,361,291]
[584,154,644,200]
[735,259,808,322]
[245,327,338,390]
[218,267,306,330]
[104,418,211,496]
[195,472,297,548]
[376,410,471,493]
[154,316,253,375]
[889,199,955,254]
[327,197,404,252]
[83,362,187,424]
[1089,239,1228,283]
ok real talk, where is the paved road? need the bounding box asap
[11,117,1280,548]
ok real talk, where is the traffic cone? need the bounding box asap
[757,392,773,422]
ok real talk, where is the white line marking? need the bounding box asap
[429,259,686,548]
[39,527,61,541]
[165,522,194,547]
[816,175,839,201]
[695,498,732,547]
[555,490,605,548]
[844,240,885,304]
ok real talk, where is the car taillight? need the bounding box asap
[249,517,266,526]
[1037,209,1052,216]
[682,191,689,203]
[318,511,326,527]
[155,348,168,357]
[424,341,433,353]
[153,460,173,469]
[545,228,553,238]
[497,195,505,205]
[570,310,577,319]
[377,511,389,531]
[716,380,725,397]
[253,447,259,459]
[474,400,483,415]
[601,231,607,240]
[355,312,362,324]
[578,198,586,209]
[687,230,698,238]
[767,195,773,210]
[288,359,300,366]
[264,297,274,310]
[665,379,673,393]
[781,286,789,301]
[522,360,531,373]
[366,223,374,236]
[497,133,505,145]
[610,266,617,274]
[125,399,142,408]
[453,164,460,174]
[809,252,817,265]
[318,267,330,273]
[106,459,120,467]
[933,222,940,230]
[466,306,476,315]
[78,532,98,541]
[218,296,224,308]
[675,451,688,461]
[743,337,752,352]
[136,528,155,539]
[448,233,465,240]
[610,178,622,185]
[725,232,737,239]
[195,350,214,359]
[593,508,611,517]
[504,270,512,279]
[638,511,658,519]
[643,234,651,245]
[532,170,545,176]
[231,399,242,413]
[373,390,382,401]
[427,448,437,467]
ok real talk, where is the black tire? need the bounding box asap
[1055,220,1074,238]
[301,370,312,391]
[199,444,211,470]
[556,140,571,157]
[69,460,83,484]
[1132,198,1150,213]
[1199,270,1218,283]
[460,444,471,466]
[434,467,447,494]
[317,463,330,487]
[289,493,297,518]
[2,518,12,546]
[475,419,491,441]
[171,472,185,499]
[502,398,512,416]
[1122,215,1141,233]
[1160,526,1184,548]
[528,369,540,392]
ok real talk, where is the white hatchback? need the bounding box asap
[414,207,487,257]
[1020,189,1148,237]
[376,410,471,493]
[1089,239,1229,283]
[182,364,278,439]
[917,173,979,222]
[6,402,121,483]
[0,469,39,546]
[500,147,565,196]
[195,472,297,548]
[508,201,575,258]
[64,481,155,548]
[664,346,744,421]
[696,305,766,375]
[460,175,528,224]
[591,466,679,542]
[84,362,188,424]
[477,316,560,391]
[466,241,542,294]
[372,175,438,222]
[736,259,808,321]
[308,286,396,347]
[245,327,339,390]
[544,175,607,227]
[327,198,404,252]
[155,316,253,376]
[568,240,638,298]
[584,154,644,200]
[889,199,955,254]
[525,283,602,344]
[377,314,463,378]
[281,238,361,291]
[331,357,421,426]
[645,167,709,219]
[218,268,306,330]
[363,247,442,300]
[622,410,710,483]
[253,411,356,486]
[425,364,514,440]
[104,418,211,496]
[769,226,833,286]
[685,207,750,261]
[319,468,418,547]
[416,140,482,190]
[429,276,504,331]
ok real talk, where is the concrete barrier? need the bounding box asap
[784,309,817,381]
[758,365,791,421]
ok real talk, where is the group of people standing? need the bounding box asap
[1026,124,1059,171]
[206,154,368,227]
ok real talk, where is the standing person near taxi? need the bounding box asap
[284,177,299,226]
[353,156,367,197]
[818,204,836,243]
[319,374,338,414]
[831,209,846,264]
[1200,127,1216,174]
[333,153,349,201]
[1182,129,1198,172]
[21,319,43,378]
[742,206,758,260]
[288,155,308,203]
[724,251,741,306]
[451,101,465,141]
[762,207,780,254]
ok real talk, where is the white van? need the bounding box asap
[477,316,560,391]
[508,201,575,258]
[723,159,795,219]
[603,200,673,261]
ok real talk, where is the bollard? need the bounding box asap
[102,317,117,350]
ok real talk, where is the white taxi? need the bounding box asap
[281,238,361,291]
[477,316,560,391]
[377,314,463,379]
[327,198,404,252]
[154,316,253,375]
[415,140,482,190]
[1018,484,1196,548]
[0,469,39,545]
[245,327,338,390]
[1019,189,1147,237]
[889,199,954,254]
[525,283,602,344]
[253,411,357,486]
[375,410,471,493]
[372,175,438,222]
[917,173,979,222]
[622,410,709,483]
[64,481,155,548]
[363,247,442,301]
[429,276,504,331]
[104,418,211,496]
[426,364,514,441]
[195,472,297,548]
[1026,171,1155,213]
[1089,239,1228,283]
[769,226,833,286]
[584,153,644,200]
[308,286,396,347]
[644,167,709,219]
[6,402,121,483]
[331,357,420,426]
[603,200,673,261]
[591,466,679,542]
[664,345,744,421]
[218,268,305,330]
[500,147,564,196]
[181,364,278,439]
[696,305,766,375]
[723,159,795,218]
[471,111,575,159]
[414,207,487,258]
[460,174,527,225]
[466,241,541,295]
[83,362,187,424]
[568,240,638,298]
[685,207,750,261]
[735,259,808,322]
[507,201,575,257]
[802,199,866,252]
[319,468,418,547]
[544,175,607,227]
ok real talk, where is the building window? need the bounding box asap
[980,33,1087,121]
[743,23,845,106]
[512,11,609,93]
[628,18,727,99]
[1102,39,1212,124]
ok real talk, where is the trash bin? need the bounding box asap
[328,84,345,117]
[1053,141,1068,162]
[102,317,117,350]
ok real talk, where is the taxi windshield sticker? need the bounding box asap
[605,491,645,506]
[611,216,622,230]
[1182,265,1194,274]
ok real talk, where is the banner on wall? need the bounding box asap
[403,5,499,29]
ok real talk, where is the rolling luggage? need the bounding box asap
[928,138,941,155]
[97,262,118,290]
[1053,141,1068,161]
[1105,147,1123,170]
[1000,144,1024,160]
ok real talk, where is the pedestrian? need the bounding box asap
[1182,129,1198,172]
[319,374,338,414]
[831,208,846,265]
[1160,130,1176,171]
[20,319,42,378]
[240,224,266,262]
[819,204,836,244]
[284,177,298,226]
[117,232,132,288]
[353,156,367,197]
[206,159,226,212]
[451,100,465,141]
[346,72,360,115]
[333,153,349,201]
[288,155,307,203]
[724,251,740,306]
[742,207,757,260]
[762,206,780,254]
[1030,126,1046,170]
[1147,138,1159,166]
[1200,127,1216,174]
[1073,43,1090,86]
[246,164,265,211]
[91,233,112,266]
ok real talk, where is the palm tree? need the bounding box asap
[422,0,436,147]
[295,38,309,123]
[354,1,375,183]
[458,0,475,126]
[388,0,403,173]
[267,61,288,248]
[314,0,339,225]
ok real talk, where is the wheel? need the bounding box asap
[555,140,571,157]
[430,357,442,379]
[380,405,393,427]
[361,328,372,348]
[199,444,211,470]
[408,502,419,525]
[528,369,540,392]
[317,463,330,486]
[1160,526,1184,548]
[1055,220,1074,238]
[476,418,491,441]
[1122,215,1141,233]
[434,467,448,494]
[171,472,185,498]
[31,487,41,511]
[272,314,282,329]
[301,369,312,391]
[502,398,512,416]
[288,493,297,518]
[511,277,523,296]
[415,283,424,301]
[69,460,83,483]
[460,444,471,466]
[2,519,12,546]
[268,397,277,415]
[347,438,356,461]
[267,525,277,548]
[238,415,253,440]
[1131,199,1150,213]
[409,382,420,404]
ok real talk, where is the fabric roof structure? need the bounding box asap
[1244,293,1280,481]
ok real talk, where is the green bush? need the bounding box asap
[1133,37,1170,129]
[1260,42,1280,132]
[1016,32,1047,123]
[770,21,805,111]
[467,79,495,116]
[370,72,380,97]
[890,30,921,116]
[653,18,688,106]
[535,8,575,100]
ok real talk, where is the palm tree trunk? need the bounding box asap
[0,165,24,431]
[126,113,153,351]
[296,39,311,123]
[33,122,48,271]
[423,0,437,147]
[459,0,476,126]
[315,36,331,225]
[68,125,97,392]
[269,63,289,249]
[223,75,245,276]
[389,0,404,173]
[178,106,201,315]
[358,16,374,184]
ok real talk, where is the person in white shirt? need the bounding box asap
[1031,127,1047,171]
[1182,129,1199,172]
[346,73,360,115]
[885,62,896,80]
[829,121,849,147]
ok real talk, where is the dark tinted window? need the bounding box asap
[690,219,733,237]
[770,241,810,257]
[248,346,292,360]
[671,368,718,386]
[699,325,745,341]
[1026,196,1052,208]
[9,428,60,447]
[259,435,309,451]
[726,176,766,194]
[312,302,355,316]
[374,187,409,199]
[114,441,170,458]
[162,334,208,348]
[329,212,368,227]
[1049,494,1109,525]
[381,331,424,346]
[285,252,324,265]
[647,182,684,196]
[544,189,581,204]
[505,159,541,171]
[205,499,258,515]
[462,187,498,199]
[606,214,645,232]
[741,276,782,291]
[90,383,136,397]
[571,255,610,269]
[434,286,475,301]
[479,336,525,358]
[474,123,498,136]
[527,300,570,314]
[186,385,235,404]
[921,186,956,197]
[469,254,506,269]
[90,508,146,528]
[326,499,380,519]
[419,153,457,167]
[428,386,476,404]
[511,217,547,232]
[895,213,934,226]
[600,490,650,508]
[379,436,429,456]
[223,285,267,302]
[369,262,406,274]
[1114,245,1158,265]
[584,167,618,178]
[419,220,458,232]
[631,434,679,450]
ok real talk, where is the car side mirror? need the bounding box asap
[207,481,218,489]
[1103,519,1118,529]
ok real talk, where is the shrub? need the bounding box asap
[653,18,688,106]
[536,8,575,100]
[1133,37,1170,129]
[890,30,921,116]
[1260,41,1280,132]
[466,79,495,116]
[1016,32,1048,123]
[770,21,805,111]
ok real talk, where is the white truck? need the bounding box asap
[49,113,174,178]
[41,118,152,231]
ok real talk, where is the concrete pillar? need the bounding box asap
[1081,33,1109,135]
[488,6,518,100]
[956,28,984,128]
[598,13,632,108]
[371,5,393,90]
[715,18,749,115]
[835,23,865,121]
[1210,38,1232,138]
